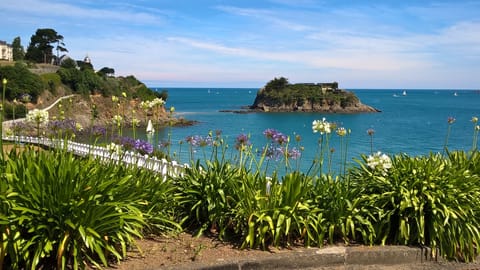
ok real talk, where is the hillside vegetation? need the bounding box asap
[0,61,167,122]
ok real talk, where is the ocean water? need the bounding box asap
[144,88,479,173]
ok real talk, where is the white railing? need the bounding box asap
[2,136,189,179]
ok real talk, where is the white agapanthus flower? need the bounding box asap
[140,98,165,111]
[367,151,392,175]
[312,118,331,134]
[112,115,123,126]
[151,97,165,107]
[26,109,49,126]
[106,142,122,155]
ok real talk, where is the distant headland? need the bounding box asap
[249,77,379,113]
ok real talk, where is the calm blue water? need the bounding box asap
[144,88,479,173]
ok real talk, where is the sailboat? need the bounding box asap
[402,90,407,96]
[454,91,458,96]
[146,119,155,134]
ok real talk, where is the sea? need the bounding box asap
[140,88,479,174]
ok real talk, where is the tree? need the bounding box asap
[264,77,289,92]
[97,67,115,77]
[0,63,44,101]
[60,57,77,69]
[11,36,25,61]
[25,28,68,64]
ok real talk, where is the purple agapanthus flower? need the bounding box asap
[134,139,154,155]
[286,147,302,160]
[261,145,283,160]
[91,125,107,138]
[114,136,136,150]
[263,128,277,139]
[185,135,213,147]
[263,128,288,145]
[235,133,251,150]
[47,119,77,137]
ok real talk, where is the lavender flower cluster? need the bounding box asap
[90,125,107,138]
[235,133,251,150]
[262,128,301,160]
[47,119,79,137]
[185,135,213,147]
[114,136,154,155]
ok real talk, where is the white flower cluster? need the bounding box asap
[106,142,122,155]
[312,118,331,134]
[112,115,123,126]
[26,109,49,126]
[367,151,392,175]
[140,98,165,110]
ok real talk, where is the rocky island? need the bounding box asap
[250,77,379,113]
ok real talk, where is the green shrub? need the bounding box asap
[176,160,242,239]
[236,172,314,249]
[349,151,480,261]
[0,148,155,269]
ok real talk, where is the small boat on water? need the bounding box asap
[454,91,458,96]
[402,90,407,96]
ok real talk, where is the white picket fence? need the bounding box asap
[2,135,189,179]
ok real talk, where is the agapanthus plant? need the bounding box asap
[26,109,49,137]
[366,151,392,175]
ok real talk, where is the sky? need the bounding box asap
[1,0,480,89]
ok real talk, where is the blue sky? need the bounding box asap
[1,0,480,89]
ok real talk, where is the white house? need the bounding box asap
[0,40,13,61]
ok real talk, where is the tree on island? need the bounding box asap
[264,77,289,92]
[25,28,68,64]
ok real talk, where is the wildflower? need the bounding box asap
[112,115,123,126]
[286,147,302,160]
[367,128,375,136]
[476,125,480,131]
[185,135,212,147]
[471,116,478,123]
[26,109,49,126]
[75,123,83,132]
[263,128,277,139]
[106,142,122,154]
[112,95,119,103]
[198,136,213,147]
[235,133,251,150]
[132,118,140,127]
[140,101,150,111]
[312,118,331,134]
[20,93,32,103]
[91,125,107,138]
[262,145,283,160]
[185,135,196,146]
[122,92,127,98]
[134,139,154,155]
[151,97,165,107]
[115,136,136,151]
[295,134,301,142]
[170,106,175,113]
[273,132,288,145]
[366,151,392,175]
[336,127,347,137]
[158,140,171,148]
